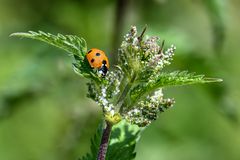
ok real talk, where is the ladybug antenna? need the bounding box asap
[158,40,165,54]
[138,25,147,42]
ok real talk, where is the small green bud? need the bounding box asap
[105,113,122,125]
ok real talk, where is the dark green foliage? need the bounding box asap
[79,121,140,160]
[106,122,140,160]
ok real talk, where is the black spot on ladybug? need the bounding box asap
[88,50,92,54]
[96,53,101,56]
[102,60,107,64]
[91,59,95,63]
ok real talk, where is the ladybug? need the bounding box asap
[86,48,109,76]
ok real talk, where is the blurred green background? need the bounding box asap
[0,0,240,160]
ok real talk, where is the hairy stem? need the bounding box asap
[97,121,113,160]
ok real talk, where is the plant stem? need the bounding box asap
[97,121,113,160]
[117,72,137,112]
[112,0,129,65]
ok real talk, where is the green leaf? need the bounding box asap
[10,31,103,80]
[106,121,141,160]
[72,57,101,83]
[10,31,87,59]
[151,71,222,87]
[131,71,222,105]
[79,121,141,160]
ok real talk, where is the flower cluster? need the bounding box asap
[87,67,123,124]
[88,26,177,127]
[124,89,175,126]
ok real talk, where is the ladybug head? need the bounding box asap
[98,63,108,77]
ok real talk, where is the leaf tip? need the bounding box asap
[9,32,19,37]
[204,78,223,83]
[9,32,30,38]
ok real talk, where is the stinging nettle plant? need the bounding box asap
[11,26,222,160]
